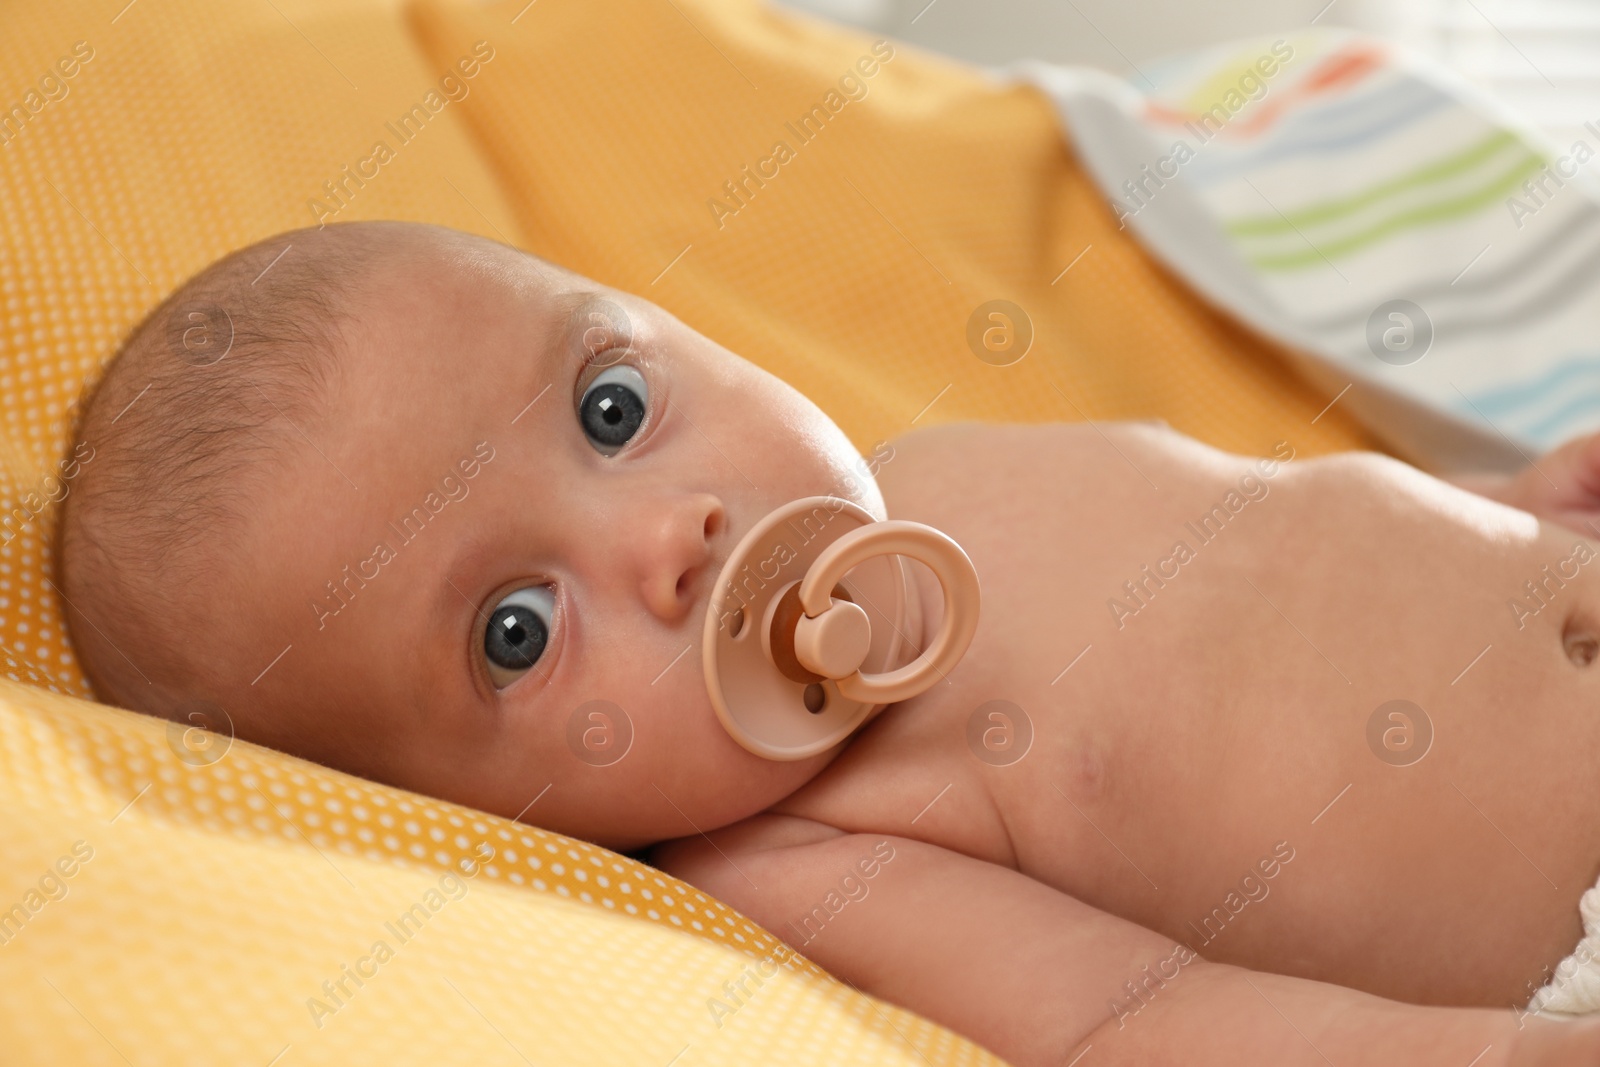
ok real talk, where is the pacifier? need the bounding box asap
[702,496,981,760]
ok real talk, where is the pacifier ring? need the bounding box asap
[796,519,979,706]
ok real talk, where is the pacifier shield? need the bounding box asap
[703,497,908,761]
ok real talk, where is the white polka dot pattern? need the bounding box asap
[0,680,999,1064]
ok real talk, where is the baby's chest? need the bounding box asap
[769,425,1159,862]
[780,422,1288,872]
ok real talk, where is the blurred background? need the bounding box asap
[775,0,1600,147]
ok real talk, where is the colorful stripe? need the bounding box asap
[1145,42,1386,141]
[1241,149,1544,269]
[1183,80,1449,185]
[1226,129,1527,236]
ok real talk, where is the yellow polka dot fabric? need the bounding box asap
[0,0,1371,1062]
[1,683,993,1065]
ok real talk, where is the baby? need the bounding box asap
[57,219,1600,1066]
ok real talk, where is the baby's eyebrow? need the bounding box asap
[503,286,605,422]
[435,559,557,708]
[434,527,525,707]
[560,290,637,365]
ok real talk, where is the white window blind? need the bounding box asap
[1349,0,1600,147]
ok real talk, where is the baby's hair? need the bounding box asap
[56,221,411,714]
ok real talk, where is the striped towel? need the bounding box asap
[1014,29,1600,472]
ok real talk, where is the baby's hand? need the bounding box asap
[1460,433,1600,540]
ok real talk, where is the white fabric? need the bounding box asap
[1008,29,1600,475]
[1529,881,1600,1015]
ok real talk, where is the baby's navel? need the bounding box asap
[1562,615,1599,667]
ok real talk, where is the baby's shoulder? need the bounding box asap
[885,417,1195,468]
[879,418,1228,511]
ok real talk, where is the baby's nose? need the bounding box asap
[632,493,725,623]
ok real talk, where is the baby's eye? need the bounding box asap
[578,364,648,456]
[483,585,555,689]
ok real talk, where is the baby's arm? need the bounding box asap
[654,815,1600,1067]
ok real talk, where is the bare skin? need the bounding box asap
[662,421,1600,1065]
[659,422,1600,1062]
[780,420,1600,1009]
[81,224,1600,1067]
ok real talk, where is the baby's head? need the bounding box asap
[58,220,886,849]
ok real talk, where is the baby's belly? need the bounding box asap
[1028,439,1600,1006]
[879,424,1600,1008]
